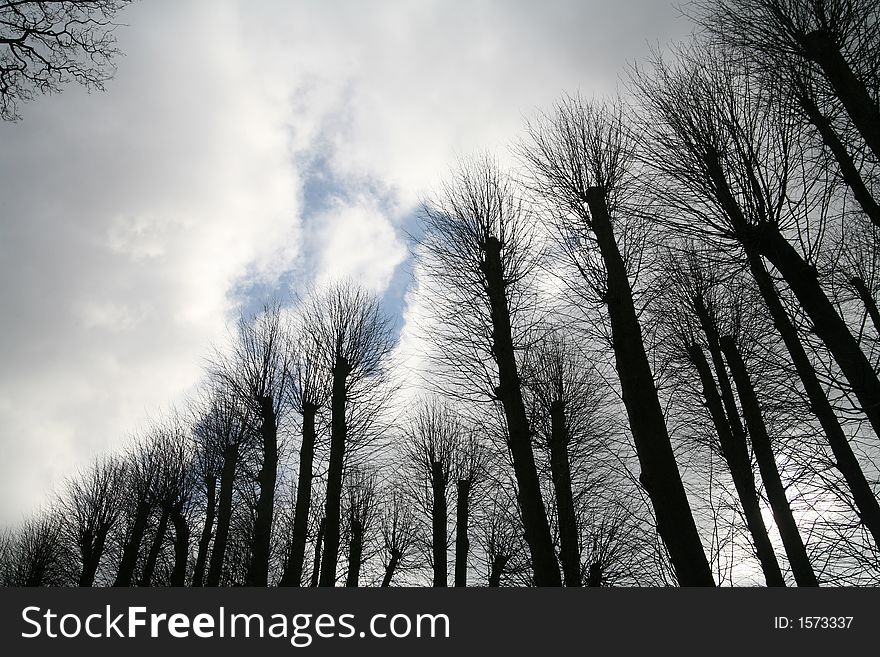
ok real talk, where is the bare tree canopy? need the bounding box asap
[1,1,132,120]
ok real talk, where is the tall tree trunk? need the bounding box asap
[320,356,351,587]
[795,89,880,229]
[549,401,581,587]
[720,336,819,587]
[169,507,189,586]
[311,518,326,588]
[280,403,318,587]
[431,460,448,587]
[688,344,785,586]
[205,442,239,587]
[586,187,714,586]
[113,498,151,587]
[454,479,471,587]
[802,30,880,161]
[345,517,363,587]
[481,235,561,587]
[754,228,880,439]
[381,548,401,587]
[488,554,509,587]
[749,255,880,551]
[139,508,169,587]
[191,474,216,587]
[246,395,278,587]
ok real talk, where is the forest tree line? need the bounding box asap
[3,0,880,587]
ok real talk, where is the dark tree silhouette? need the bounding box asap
[0,0,132,120]
[718,335,819,586]
[300,282,394,587]
[343,466,379,587]
[279,317,331,586]
[522,96,715,586]
[213,304,290,586]
[202,390,250,587]
[417,158,562,586]
[653,250,784,586]
[60,455,126,586]
[1,512,66,586]
[522,330,607,587]
[635,44,880,444]
[692,0,880,160]
[113,434,162,587]
[400,400,461,587]
[378,483,416,587]
[452,431,488,587]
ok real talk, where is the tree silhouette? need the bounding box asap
[522,96,715,586]
[0,0,131,120]
[417,158,562,586]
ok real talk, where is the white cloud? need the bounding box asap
[311,197,407,293]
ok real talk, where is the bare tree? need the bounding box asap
[452,430,489,587]
[1,511,67,586]
[652,249,785,586]
[521,96,715,585]
[417,157,562,586]
[279,316,331,586]
[213,304,291,586]
[201,388,251,587]
[521,329,605,587]
[399,400,461,587]
[113,433,162,587]
[60,455,126,586]
[343,465,379,587]
[300,282,394,586]
[691,0,880,160]
[378,483,417,587]
[0,0,132,120]
[634,43,880,444]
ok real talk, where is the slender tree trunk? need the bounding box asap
[688,344,785,587]
[139,508,169,587]
[246,396,278,587]
[454,479,470,587]
[311,518,326,587]
[755,228,880,439]
[205,442,239,587]
[113,498,151,587]
[79,527,110,587]
[586,187,714,586]
[191,474,216,587]
[488,554,509,587]
[720,336,819,587]
[381,548,401,587]
[170,507,190,586]
[481,235,561,587]
[320,356,351,587]
[549,401,581,587]
[749,255,880,551]
[280,404,318,587]
[431,460,448,587]
[586,562,602,587]
[802,30,880,160]
[796,89,880,229]
[345,517,363,587]
[851,277,880,337]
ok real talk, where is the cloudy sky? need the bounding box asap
[0,0,691,524]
